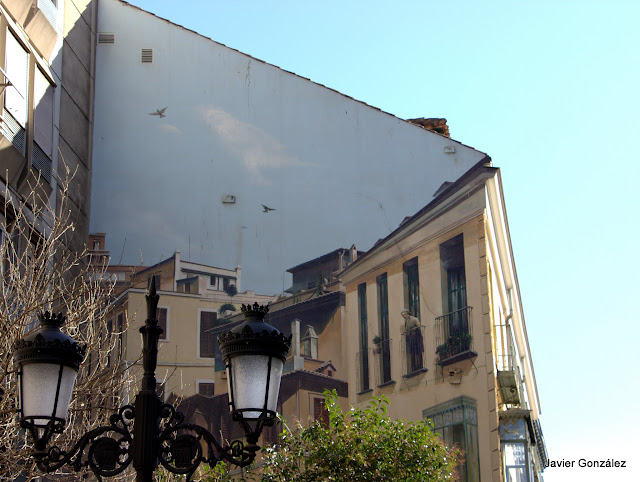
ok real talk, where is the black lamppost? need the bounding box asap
[13,279,291,481]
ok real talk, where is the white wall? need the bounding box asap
[90,0,487,294]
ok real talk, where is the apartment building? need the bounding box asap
[107,250,277,403]
[341,160,547,482]
[1,0,96,252]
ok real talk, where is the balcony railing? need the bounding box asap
[355,348,371,393]
[401,326,426,377]
[435,306,476,365]
[372,338,393,386]
[496,323,517,371]
[496,323,525,407]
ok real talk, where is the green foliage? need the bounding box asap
[224,284,238,298]
[437,332,473,360]
[218,303,237,315]
[260,390,461,481]
[156,462,235,482]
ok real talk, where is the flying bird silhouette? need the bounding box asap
[261,204,276,213]
[149,107,167,118]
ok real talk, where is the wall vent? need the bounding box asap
[141,48,153,64]
[98,33,115,44]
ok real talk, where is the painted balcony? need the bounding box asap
[495,323,525,408]
[435,307,477,366]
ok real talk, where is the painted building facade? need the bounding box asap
[341,160,547,482]
[108,252,278,404]
[90,0,488,294]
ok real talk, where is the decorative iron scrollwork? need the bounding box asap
[157,403,257,480]
[32,405,135,478]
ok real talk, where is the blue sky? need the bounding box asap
[126,1,640,480]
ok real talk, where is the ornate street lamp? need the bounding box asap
[14,312,86,456]
[218,303,290,453]
[13,279,291,481]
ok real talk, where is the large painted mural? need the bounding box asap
[90,0,487,294]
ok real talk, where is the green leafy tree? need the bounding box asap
[260,390,461,481]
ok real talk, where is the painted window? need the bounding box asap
[500,419,535,482]
[377,273,391,385]
[423,396,479,482]
[157,307,168,341]
[357,282,369,392]
[197,381,215,397]
[313,397,329,427]
[403,257,420,319]
[437,235,472,360]
[199,310,217,358]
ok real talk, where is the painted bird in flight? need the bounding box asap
[262,204,276,213]
[149,107,167,118]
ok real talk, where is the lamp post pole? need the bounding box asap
[14,277,291,481]
[132,283,163,481]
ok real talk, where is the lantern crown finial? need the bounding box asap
[38,311,66,328]
[241,303,269,319]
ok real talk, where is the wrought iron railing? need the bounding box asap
[495,323,527,408]
[435,306,473,363]
[373,339,392,386]
[401,326,426,376]
[355,348,371,393]
[495,323,517,371]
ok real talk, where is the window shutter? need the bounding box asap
[314,398,329,427]
[4,31,29,127]
[200,311,217,358]
[33,68,54,157]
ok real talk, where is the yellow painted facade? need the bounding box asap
[340,164,546,482]
[108,252,277,403]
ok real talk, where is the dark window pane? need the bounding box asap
[313,397,329,427]
[358,283,369,391]
[200,311,217,358]
[198,382,215,397]
[377,274,391,384]
[157,307,168,340]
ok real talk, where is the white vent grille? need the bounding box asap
[98,33,115,44]
[141,49,153,64]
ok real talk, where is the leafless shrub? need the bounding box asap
[0,169,130,480]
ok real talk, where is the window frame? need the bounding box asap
[157,305,169,342]
[311,394,329,428]
[197,308,218,359]
[357,282,370,392]
[376,273,392,386]
[403,257,420,319]
[196,379,216,398]
[1,22,57,183]
[423,396,479,482]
